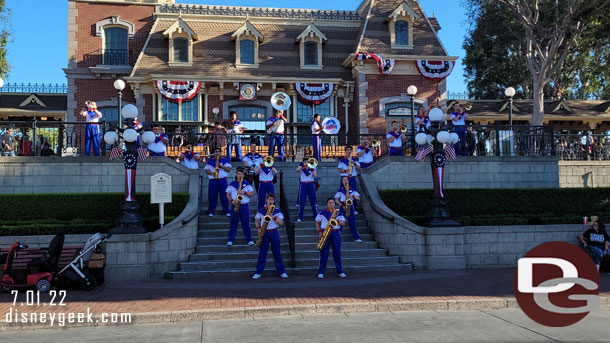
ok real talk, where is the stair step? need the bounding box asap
[188,248,388,261]
[198,234,374,245]
[179,256,399,271]
[197,219,367,228]
[195,241,379,253]
[165,264,414,280]
[199,210,363,219]
[197,227,372,237]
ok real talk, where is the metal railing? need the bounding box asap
[457,125,555,157]
[0,83,67,94]
[447,91,471,100]
[278,171,296,268]
[103,49,129,66]
[555,134,610,161]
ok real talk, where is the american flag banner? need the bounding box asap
[137,146,148,161]
[415,146,433,162]
[109,146,123,160]
[444,145,457,160]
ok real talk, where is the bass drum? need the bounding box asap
[322,117,341,135]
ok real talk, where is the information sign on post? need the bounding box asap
[151,173,172,227]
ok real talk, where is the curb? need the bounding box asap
[1,296,608,331]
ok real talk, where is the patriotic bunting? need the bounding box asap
[414,60,455,81]
[356,52,396,75]
[294,83,334,105]
[155,80,202,103]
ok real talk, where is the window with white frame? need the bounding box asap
[228,105,267,131]
[232,20,263,68]
[296,23,327,69]
[103,27,128,65]
[304,42,318,66]
[159,95,199,122]
[296,98,332,123]
[173,38,189,63]
[240,40,255,65]
[387,2,418,49]
[163,18,197,65]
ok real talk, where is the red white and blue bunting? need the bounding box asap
[155,80,202,103]
[294,83,334,105]
[414,60,455,81]
[356,52,396,75]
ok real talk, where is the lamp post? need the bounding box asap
[415,108,460,227]
[212,107,220,122]
[114,79,126,124]
[505,87,516,128]
[407,85,418,155]
[105,104,155,234]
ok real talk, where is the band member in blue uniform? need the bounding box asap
[243,141,263,192]
[316,198,347,279]
[80,101,102,156]
[296,156,318,222]
[335,176,362,242]
[416,106,430,132]
[338,146,361,213]
[451,102,470,156]
[386,121,403,156]
[356,136,376,169]
[266,109,287,161]
[178,144,200,170]
[226,167,255,246]
[148,124,169,156]
[311,114,323,160]
[252,193,288,279]
[255,158,278,209]
[228,111,246,161]
[204,147,232,217]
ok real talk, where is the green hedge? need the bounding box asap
[0,193,189,236]
[379,188,610,227]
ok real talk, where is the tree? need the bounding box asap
[497,0,610,125]
[0,0,10,80]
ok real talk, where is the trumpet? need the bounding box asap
[85,101,92,108]
[371,138,381,148]
[306,157,318,169]
[263,156,274,167]
[400,125,408,133]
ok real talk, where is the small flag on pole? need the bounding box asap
[415,145,433,162]
[445,145,457,160]
[109,146,123,160]
[137,146,148,161]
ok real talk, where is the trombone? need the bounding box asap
[400,124,408,133]
[263,156,274,167]
[371,138,381,148]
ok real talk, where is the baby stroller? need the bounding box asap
[54,233,112,291]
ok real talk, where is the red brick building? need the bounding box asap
[65,0,457,136]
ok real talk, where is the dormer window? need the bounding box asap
[232,20,264,69]
[388,1,419,49]
[163,18,198,66]
[296,22,327,70]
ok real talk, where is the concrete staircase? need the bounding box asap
[165,162,413,279]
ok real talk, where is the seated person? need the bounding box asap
[579,220,609,272]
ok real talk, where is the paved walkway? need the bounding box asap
[1,269,608,331]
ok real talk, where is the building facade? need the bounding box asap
[65,0,457,137]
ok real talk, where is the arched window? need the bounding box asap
[395,21,409,46]
[240,40,255,65]
[173,38,189,63]
[104,27,128,65]
[304,42,318,66]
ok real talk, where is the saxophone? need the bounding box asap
[348,157,353,176]
[214,159,220,179]
[256,204,275,247]
[317,209,339,251]
[344,185,352,219]
[234,180,243,212]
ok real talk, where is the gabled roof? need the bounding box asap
[231,20,264,42]
[19,94,47,108]
[296,22,328,42]
[388,1,419,21]
[162,17,198,40]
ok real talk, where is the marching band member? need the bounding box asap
[451,102,469,156]
[416,106,431,132]
[228,111,246,161]
[204,147,232,217]
[338,146,361,213]
[80,101,102,156]
[225,167,255,246]
[148,124,169,156]
[296,150,311,207]
[316,198,347,279]
[252,193,288,279]
[386,121,403,156]
[243,141,263,193]
[296,155,318,222]
[255,157,278,209]
[266,109,287,162]
[311,113,323,161]
[178,144,201,170]
[356,136,375,169]
[335,176,362,242]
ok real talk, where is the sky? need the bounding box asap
[3,0,469,93]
